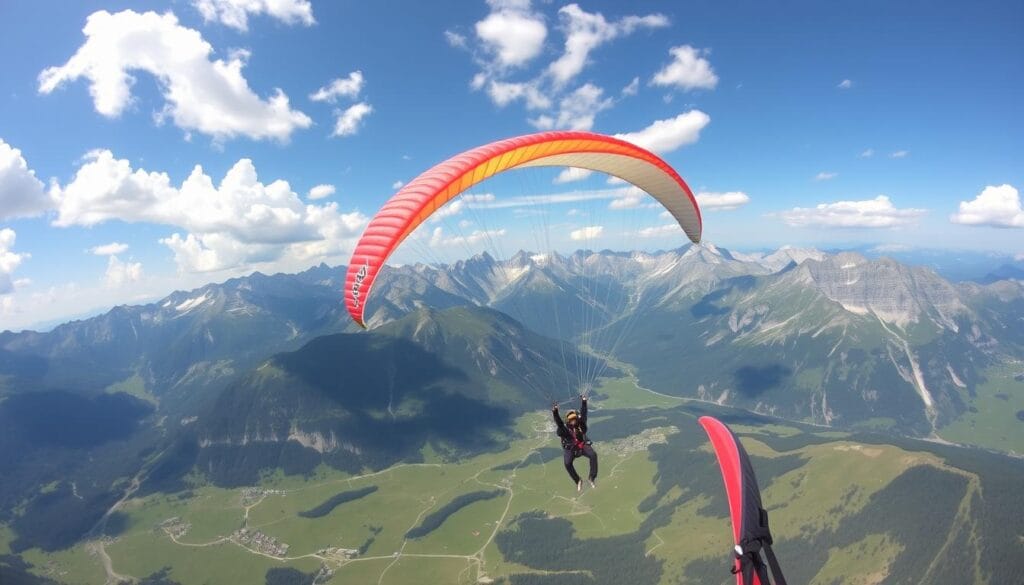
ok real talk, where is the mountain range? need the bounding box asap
[1,243,1022,557]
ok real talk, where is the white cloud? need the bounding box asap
[462,193,496,203]
[615,110,711,153]
[192,0,314,31]
[570,225,604,241]
[0,228,29,295]
[39,10,311,142]
[551,110,710,185]
[949,184,1024,228]
[608,195,642,210]
[837,79,853,89]
[104,255,142,287]
[307,184,335,200]
[50,150,367,273]
[567,208,581,216]
[391,180,405,190]
[774,195,926,228]
[651,45,718,91]
[0,139,50,220]
[159,232,258,273]
[548,4,668,87]
[332,102,373,137]
[430,199,466,222]
[485,80,551,109]
[696,191,750,211]
[529,114,555,129]
[814,171,838,181]
[638,224,681,238]
[554,167,593,184]
[464,2,669,131]
[310,71,364,103]
[890,150,909,159]
[475,0,547,69]
[859,148,874,158]
[90,242,129,256]
[555,83,612,130]
[444,30,467,48]
[621,76,640,96]
[429,226,507,247]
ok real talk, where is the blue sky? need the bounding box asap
[0,0,1022,330]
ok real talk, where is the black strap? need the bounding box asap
[762,544,787,585]
[731,539,786,585]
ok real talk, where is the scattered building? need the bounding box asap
[240,487,285,506]
[159,517,191,539]
[233,528,290,557]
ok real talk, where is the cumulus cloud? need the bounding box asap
[307,184,335,200]
[485,79,551,109]
[90,242,129,256]
[0,139,50,220]
[553,110,711,184]
[391,180,404,190]
[890,150,909,159]
[464,3,668,131]
[332,102,373,137]
[774,195,926,228]
[529,114,555,129]
[548,4,668,87]
[310,71,364,103]
[615,110,711,153]
[555,83,612,130]
[554,167,593,184]
[1,228,29,295]
[608,194,643,210]
[475,0,547,69]
[570,225,604,241]
[104,255,142,287]
[814,171,838,181]
[651,45,718,91]
[859,148,874,158]
[50,150,367,273]
[192,0,314,31]
[837,79,853,89]
[949,184,1024,228]
[696,191,750,211]
[38,10,311,142]
[429,199,466,222]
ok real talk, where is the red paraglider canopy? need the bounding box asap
[344,130,702,328]
[699,416,787,585]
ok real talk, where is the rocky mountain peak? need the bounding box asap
[798,253,965,328]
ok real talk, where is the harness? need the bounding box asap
[563,426,591,453]
[732,508,787,585]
